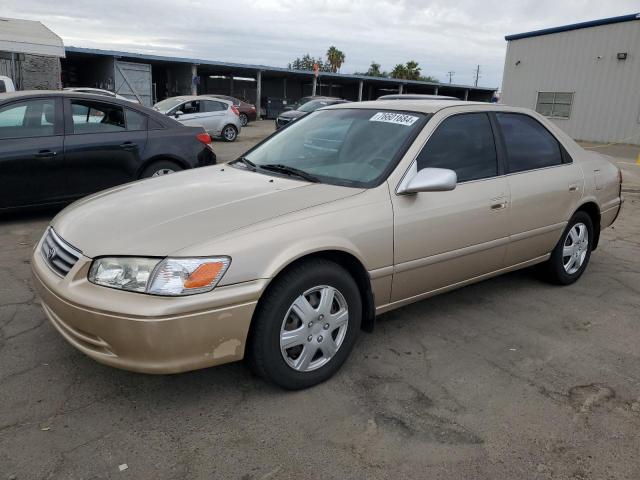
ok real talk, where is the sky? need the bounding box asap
[3,0,639,88]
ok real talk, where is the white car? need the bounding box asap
[0,76,16,93]
[63,87,140,103]
[153,95,242,142]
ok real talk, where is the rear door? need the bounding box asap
[201,100,228,135]
[63,97,148,195]
[494,112,583,265]
[0,97,67,208]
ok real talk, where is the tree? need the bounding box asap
[404,60,421,80]
[390,63,408,79]
[366,61,385,77]
[288,54,331,72]
[326,46,346,73]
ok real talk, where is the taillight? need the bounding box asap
[231,106,240,116]
[196,132,212,145]
[250,105,256,111]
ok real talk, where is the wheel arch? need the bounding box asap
[575,201,601,250]
[137,155,190,178]
[249,250,376,340]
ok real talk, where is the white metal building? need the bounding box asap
[501,13,640,145]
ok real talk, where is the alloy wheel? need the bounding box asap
[562,222,589,274]
[223,126,237,141]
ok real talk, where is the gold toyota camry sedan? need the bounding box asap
[32,100,623,389]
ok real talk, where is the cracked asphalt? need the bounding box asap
[1,124,639,479]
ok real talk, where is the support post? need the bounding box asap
[358,80,363,102]
[283,78,287,99]
[434,86,439,96]
[398,84,403,94]
[229,76,234,96]
[464,89,469,101]
[256,70,262,120]
[312,75,317,96]
[191,64,198,95]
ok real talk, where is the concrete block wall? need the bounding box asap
[20,54,61,90]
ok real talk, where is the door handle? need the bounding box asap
[35,149,57,158]
[490,202,507,210]
[569,183,579,192]
[119,141,135,149]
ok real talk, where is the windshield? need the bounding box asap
[298,99,334,113]
[153,98,184,113]
[241,109,426,187]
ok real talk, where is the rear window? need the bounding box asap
[71,100,126,134]
[496,113,562,173]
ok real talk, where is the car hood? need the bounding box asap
[279,110,307,120]
[52,165,362,258]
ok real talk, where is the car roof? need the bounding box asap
[168,95,233,105]
[378,94,459,100]
[326,99,503,114]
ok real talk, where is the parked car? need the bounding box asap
[378,94,459,100]
[0,90,216,211]
[32,100,622,390]
[275,98,349,129]
[201,94,256,127]
[63,87,140,103]
[0,76,16,93]
[154,95,241,142]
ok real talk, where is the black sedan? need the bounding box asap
[0,91,216,211]
[275,98,349,129]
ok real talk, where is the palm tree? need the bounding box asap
[326,46,346,73]
[390,64,408,79]
[405,60,421,80]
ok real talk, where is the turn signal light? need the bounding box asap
[184,262,225,289]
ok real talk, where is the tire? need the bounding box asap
[538,211,594,285]
[140,159,183,179]
[239,113,249,127]
[221,124,238,142]
[248,259,362,390]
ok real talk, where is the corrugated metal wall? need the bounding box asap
[501,20,640,145]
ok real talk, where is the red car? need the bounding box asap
[202,95,257,127]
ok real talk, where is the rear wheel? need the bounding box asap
[221,124,238,142]
[248,259,361,390]
[239,113,249,127]
[538,211,594,285]
[140,160,183,179]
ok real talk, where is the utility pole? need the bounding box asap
[447,71,454,84]
[474,65,481,87]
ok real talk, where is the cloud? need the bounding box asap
[3,0,639,87]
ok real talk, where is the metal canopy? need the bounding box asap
[0,17,65,57]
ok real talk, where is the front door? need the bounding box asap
[0,97,68,209]
[390,112,510,302]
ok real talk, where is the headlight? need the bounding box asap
[89,256,230,296]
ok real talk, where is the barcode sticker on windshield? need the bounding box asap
[369,112,419,126]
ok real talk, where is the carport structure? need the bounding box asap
[63,47,496,116]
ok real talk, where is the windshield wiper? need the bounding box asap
[231,156,257,171]
[260,164,320,183]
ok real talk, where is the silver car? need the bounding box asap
[153,95,241,142]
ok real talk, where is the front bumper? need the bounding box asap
[32,244,267,374]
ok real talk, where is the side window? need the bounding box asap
[204,100,226,112]
[496,113,562,173]
[0,80,6,93]
[70,100,126,134]
[125,109,147,131]
[416,113,498,183]
[181,101,200,114]
[0,99,57,139]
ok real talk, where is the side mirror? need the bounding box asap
[397,167,457,194]
[174,110,183,118]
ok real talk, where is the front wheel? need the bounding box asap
[538,211,594,285]
[221,124,238,142]
[248,259,361,390]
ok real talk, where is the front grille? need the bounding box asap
[41,228,81,277]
